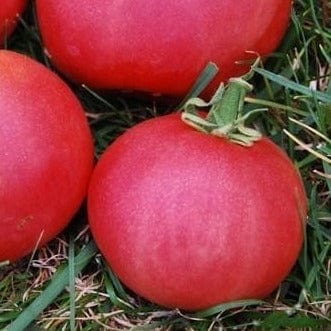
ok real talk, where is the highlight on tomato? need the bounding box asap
[0,50,94,263]
[0,0,27,47]
[36,0,292,97]
[87,72,307,311]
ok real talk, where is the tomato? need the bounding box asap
[88,113,307,311]
[0,0,27,47]
[36,0,292,97]
[0,50,94,263]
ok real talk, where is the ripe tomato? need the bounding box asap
[36,0,292,97]
[88,113,307,311]
[0,50,94,263]
[0,0,27,46]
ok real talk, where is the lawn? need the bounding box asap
[1,0,331,330]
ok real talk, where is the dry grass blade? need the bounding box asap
[5,241,97,331]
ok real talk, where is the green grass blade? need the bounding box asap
[178,62,219,109]
[105,265,128,301]
[253,67,331,103]
[260,311,328,329]
[322,161,331,193]
[6,241,97,331]
[192,299,265,318]
[69,235,76,331]
[81,84,119,112]
[244,97,308,116]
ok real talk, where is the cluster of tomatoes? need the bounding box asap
[1,0,307,311]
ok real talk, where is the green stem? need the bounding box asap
[208,77,253,127]
[181,65,263,147]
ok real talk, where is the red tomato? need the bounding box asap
[88,113,307,311]
[36,0,292,97]
[0,0,27,47]
[0,50,94,263]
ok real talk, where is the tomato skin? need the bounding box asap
[36,0,292,96]
[0,50,94,263]
[88,113,307,311]
[0,0,27,46]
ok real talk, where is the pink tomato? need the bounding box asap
[36,0,292,96]
[88,113,307,311]
[0,50,94,263]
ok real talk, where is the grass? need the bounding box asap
[1,0,331,330]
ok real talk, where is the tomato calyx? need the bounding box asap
[181,63,265,147]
